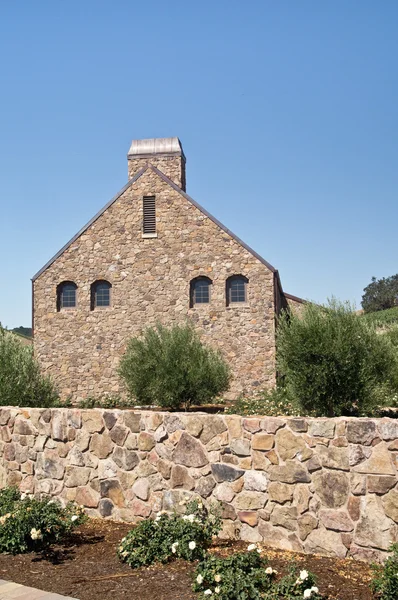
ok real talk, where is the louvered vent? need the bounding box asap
[143,196,156,234]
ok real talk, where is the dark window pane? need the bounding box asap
[95,282,111,307]
[61,284,76,308]
[193,279,210,304]
[229,278,246,303]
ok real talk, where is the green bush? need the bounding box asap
[118,499,221,568]
[0,487,86,554]
[362,306,398,327]
[226,388,301,417]
[119,323,230,409]
[276,299,398,417]
[0,326,59,407]
[371,543,398,600]
[193,549,324,599]
[270,563,324,599]
[193,546,276,599]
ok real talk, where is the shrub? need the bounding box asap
[193,549,324,600]
[193,545,276,599]
[276,299,398,417]
[0,326,59,407]
[371,543,398,600]
[118,499,221,568]
[362,306,398,327]
[119,323,230,409]
[226,388,301,417]
[270,563,324,599]
[0,487,86,554]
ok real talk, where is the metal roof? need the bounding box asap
[128,137,185,159]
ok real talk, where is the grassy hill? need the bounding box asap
[361,306,398,327]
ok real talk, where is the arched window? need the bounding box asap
[226,275,248,306]
[91,280,112,309]
[190,276,212,307]
[56,281,77,311]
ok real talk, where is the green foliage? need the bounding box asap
[11,327,32,339]
[193,551,324,600]
[0,487,86,554]
[77,395,130,409]
[362,275,398,313]
[268,563,323,599]
[226,388,301,417]
[118,499,222,568]
[119,323,230,409]
[371,544,398,600]
[276,299,398,417]
[362,306,398,327]
[0,326,59,407]
[192,547,276,599]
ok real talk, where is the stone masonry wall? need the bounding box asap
[1,407,397,562]
[33,166,276,400]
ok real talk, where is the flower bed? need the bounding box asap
[0,519,377,600]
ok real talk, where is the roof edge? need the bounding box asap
[284,292,306,304]
[32,167,148,281]
[148,164,277,273]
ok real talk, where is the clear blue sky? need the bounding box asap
[1,1,397,329]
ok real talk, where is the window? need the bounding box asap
[143,195,156,235]
[190,277,212,307]
[91,280,111,309]
[57,281,77,310]
[226,275,248,305]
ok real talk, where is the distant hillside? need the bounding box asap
[11,326,32,338]
[362,306,398,327]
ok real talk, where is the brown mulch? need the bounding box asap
[0,520,374,600]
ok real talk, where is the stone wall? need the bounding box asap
[33,164,276,400]
[1,407,397,562]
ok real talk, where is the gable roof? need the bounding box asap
[32,164,277,281]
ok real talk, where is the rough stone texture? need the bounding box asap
[33,147,281,400]
[1,408,397,562]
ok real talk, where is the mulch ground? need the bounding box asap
[0,520,374,600]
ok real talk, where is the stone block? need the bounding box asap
[308,420,335,439]
[173,432,208,467]
[132,478,150,500]
[319,509,354,531]
[170,465,195,490]
[269,461,310,484]
[234,491,266,510]
[211,463,244,482]
[244,470,267,492]
[89,432,114,459]
[268,481,293,504]
[312,471,349,508]
[347,420,376,445]
[252,433,274,450]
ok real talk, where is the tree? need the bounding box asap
[119,323,230,410]
[362,274,398,313]
[0,325,58,407]
[276,299,398,417]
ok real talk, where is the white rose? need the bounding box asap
[303,590,312,599]
[215,587,220,594]
[311,587,319,594]
[214,574,221,582]
[196,574,203,584]
[71,515,79,522]
[204,591,212,596]
[300,570,309,580]
[247,544,257,551]
[189,541,196,550]
[265,567,273,574]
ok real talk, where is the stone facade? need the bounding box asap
[1,407,397,562]
[33,137,297,400]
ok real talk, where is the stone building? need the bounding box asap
[32,137,303,400]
